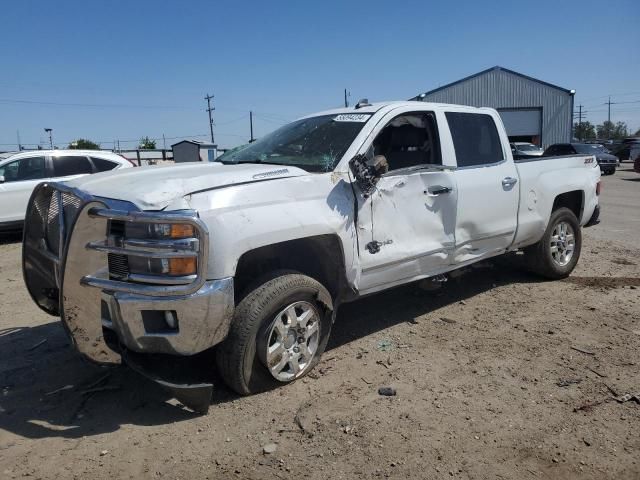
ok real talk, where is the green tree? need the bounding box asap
[68,138,100,150]
[597,121,629,140]
[574,121,596,141]
[634,127,640,136]
[139,136,156,149]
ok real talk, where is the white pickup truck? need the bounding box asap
[23,101,601,412]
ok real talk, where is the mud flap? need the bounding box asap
[121,350,213,414]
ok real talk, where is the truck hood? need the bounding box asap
[64,162,309,210]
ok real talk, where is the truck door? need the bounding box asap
[354,109,457,294]
[445,111,519,263]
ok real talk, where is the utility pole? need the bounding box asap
[44,128,53,149]
[249,111,255,143]
[576,105,584,140]
[344,88,349,108]
[162,133,166,150]
[17,130,22,151]
[204,93,215,144]
[606,96,613,123]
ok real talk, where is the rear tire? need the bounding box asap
[525,207,582,279]
[216,272,333,395]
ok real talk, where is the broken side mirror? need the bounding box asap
[349,153,388,197]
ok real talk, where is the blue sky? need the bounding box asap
[1,0,639,150]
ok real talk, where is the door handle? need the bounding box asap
[502,177,518,187]
[425,185,452,195]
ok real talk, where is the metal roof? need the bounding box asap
[413,66,573,99]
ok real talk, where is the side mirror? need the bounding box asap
[0,175,5,184]
[349,154,388,197]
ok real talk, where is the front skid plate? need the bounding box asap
[121,349,213,414]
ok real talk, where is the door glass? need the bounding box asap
[0,157,46,182]
[446,112,504,167]
[372,112,441,171]
[52,156,93,177]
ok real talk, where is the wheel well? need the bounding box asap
[552,190,583,220]
[234,235,349,303]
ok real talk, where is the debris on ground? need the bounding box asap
[28,339,47,351]
[440,317,457,324]
[378,387,397,396]
[571,346,596,355]
[614,392,640,404]
[44,384,74,396]
[556,378,582,387]
[376,339,393,352]
[262,443,278,455]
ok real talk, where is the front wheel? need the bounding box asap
[216,273,333,395]
[525,207,582,279]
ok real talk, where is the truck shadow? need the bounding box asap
[0,256,538,440]
[0,232,22,245]
[328,256,537,350]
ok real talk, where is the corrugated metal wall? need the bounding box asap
[420,69,572,147]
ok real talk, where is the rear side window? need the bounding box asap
[446,112,504,167]
[53,156,93,177]
[90,157,118,172]
[0,156,46,182]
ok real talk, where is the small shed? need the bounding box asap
[171,140,218,163]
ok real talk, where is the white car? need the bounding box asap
[0,150,134,230]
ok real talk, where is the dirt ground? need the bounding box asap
[1,167,638,480]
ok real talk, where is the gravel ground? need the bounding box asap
[0,167,638,479]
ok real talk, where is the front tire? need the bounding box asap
[216,273,333,395]
[526,207,582,279]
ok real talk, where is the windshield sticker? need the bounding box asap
[333,114,371,123]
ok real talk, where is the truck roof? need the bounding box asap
[301,101,493,119]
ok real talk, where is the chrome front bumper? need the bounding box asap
[102,278,234,355]
[23,182,235,365]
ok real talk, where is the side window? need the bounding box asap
[446,112,504,167]
[0,157,46,182]
[52,156,93,177]
[371,112,441,171]
[90,157,118,172]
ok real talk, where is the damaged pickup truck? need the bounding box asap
[23,101,601,412]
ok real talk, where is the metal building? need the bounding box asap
[411,66,575,148]
[171,140,218,163]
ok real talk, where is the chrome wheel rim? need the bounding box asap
[263,301,320,382]
[550,221,575,267]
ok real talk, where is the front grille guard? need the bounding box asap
[23,182,210,318]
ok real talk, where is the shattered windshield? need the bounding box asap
[216,113,372,172]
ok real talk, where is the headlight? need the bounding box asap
[108,220,199,281]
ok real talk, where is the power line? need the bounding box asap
[0,98,197,110]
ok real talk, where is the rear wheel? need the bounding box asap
[526,207,582,279]
[216,272,333,395]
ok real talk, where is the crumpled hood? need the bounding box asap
[64,162,309,210]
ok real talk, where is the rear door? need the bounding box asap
[0,156,48,223]
[445,111,519,263]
